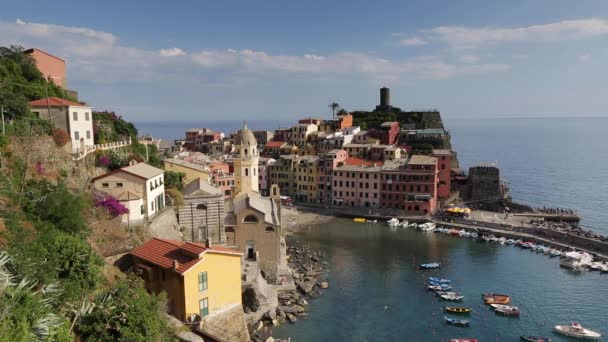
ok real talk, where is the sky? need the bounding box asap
[1,0,607,122]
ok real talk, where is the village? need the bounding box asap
[2,46,608,342]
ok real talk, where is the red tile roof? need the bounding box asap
[29,97,84,107]
[343,157,383,167]
[130,238,241,274]
[265,141,286,148]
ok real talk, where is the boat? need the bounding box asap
[560,251,594,270]
[428,284,452,291]
[450,339,478,342]
[439,292,464,301]
[387,218,400,227]
[493,306,520,317]
[498,237,507,245]
[366,219,378,223]
[444,306,472,314]
[408,222,418,228]
[550,249,562,257]
[444,316,470,327]
[490,304,519,311]
[470,232,479,239]
[482,293,510,305]
[418,222,435,231]
[419,262,441,269]
[554,322,601,340]
[428,277,450,284]
[506,239,515,245]
[353,217,366,223]
[520,336,552,342]
[399,220,409,227]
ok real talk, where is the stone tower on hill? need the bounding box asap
[233,123,259,196]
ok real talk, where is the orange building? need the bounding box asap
[24,48,67,88]
[432,149,453,199]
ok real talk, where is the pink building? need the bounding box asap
[210,170,234,198]
[258,157,276,196]
[24,48,67,88]
[317,149,347,204]
[332,157,383,208]
[380,155,438,215]
[432,149,453,199]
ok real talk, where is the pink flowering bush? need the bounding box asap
[35,161,46,176]
[93,191,129,217]
[98,155,111,168]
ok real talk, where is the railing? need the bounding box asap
[73,137,132,161]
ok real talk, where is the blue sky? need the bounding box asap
[1,0,607,122]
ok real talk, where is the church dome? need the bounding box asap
[234,123,257,146]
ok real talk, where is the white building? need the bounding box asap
[29,97,94,153]
[92,162,165,224]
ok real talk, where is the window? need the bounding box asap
[116,182,123,187]
[101,183,109,188]
[85,112,90,121]
[86,130,91,139]
[243,215,258,223]
[141,205,145,214]
[200,298,209,317]
[73,112,78,121]
[74,131,80,140]
[245,168,249,176]
[265,226,275,232]
[151,201,155,211]
[198,272,208,292]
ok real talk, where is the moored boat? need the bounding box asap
[387,218,400,227]
[520,336,552,342]
[439,292,464,301]
[494,306,520,316]
[444,316,470,327]
[428,277,450,284]
[419,262,441,269]
[428,284,452,291]
[444,306,472,314]
[554,322,601,340]
[560,251,593,270]
[353,217,366,223]
[450,339,478,342]
[482,293,511,305]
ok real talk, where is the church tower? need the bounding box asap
[233,123,259,196]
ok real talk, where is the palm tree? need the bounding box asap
[329,102,340,119]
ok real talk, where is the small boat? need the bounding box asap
[450,340,478,342]
[366,219,378,223]
[439,292,464,301]
[560,251,594,270]
[554,322,601,340]
[387,218,400,227]
[399,220,409,227]
[449,229,460,235]
[550,249,562,257]
[419,262,440,269]
[418,222,435,231]
[490,304,519,311]
[353,217,366,223]
[444,306,472,314]
[444,316,470,327]
[482,293,510,305]
[428,284,452,291]
[494,306,520,317]
[408,223,418,228]
[498,237,507,245]
[470,232,479,239]
[520,336,552,342]
[428,277,450,284]
[506,239,515,245]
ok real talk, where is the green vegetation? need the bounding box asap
[351,107,445,131]
[92,111,138,143]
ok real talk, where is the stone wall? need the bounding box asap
[179,197,225,244]
[148,206,182,240]
[467,165,502,201]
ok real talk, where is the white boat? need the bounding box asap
[458,229,467,237]
[550,249,562,257]
[470,232,479,239]
[438,292,464,301]
[490,304,519,311]
[560,251,594,270]
[408,223,418,228]
[554,322,601,340]
[387,218,400,227]
[399,220,409,228]
[498,237,507,245]
[418,222,435,232]
[506,239,515,245]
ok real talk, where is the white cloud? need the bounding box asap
[0,19,509,84]
[406,18,608,48]
[159,48,185,57]
[399,37,427,46]
[458,54,480,63]
[578,53,592,62]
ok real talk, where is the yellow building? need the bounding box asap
[130,238,242,322]
[294,156,319,203]
[163,158,211,185]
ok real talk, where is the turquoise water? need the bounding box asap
[273,220,608,341]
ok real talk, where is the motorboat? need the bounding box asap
[399,220,409,227]
[387,218,400,227]
[428,284,452,291]
[520,336,552,342]
[428,277,451,284]
[493,306,520,317]
[408,223,418,228]
[483,293,510,305]
[470,232,479,239]
[554,322,601,340]
[444,306,472,314]
[506,239,515,245]
[498,237,507,245]
[560,251,593,270]
[444,316,470,327]
[366,219,378,223]
[490,304,519,311]
[353,217,367,223]
[439,292,464,301]
[549,249,562,257]
[420,262,441,269]
[589,262,607,272]
[450,339,478,342]
[418,222,436,231]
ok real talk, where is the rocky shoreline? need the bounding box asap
[249,236,330,342]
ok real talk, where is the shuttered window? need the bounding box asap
[198,272,208,292]
[199,298,209,317]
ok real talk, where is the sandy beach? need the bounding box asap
[281,206,336,234]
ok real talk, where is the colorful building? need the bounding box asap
[316,149,347,205]
[294,156,319,203]
[24,48,67,88]
[432,149,454,199]
[258,157,276,196]
[332,157,383,207]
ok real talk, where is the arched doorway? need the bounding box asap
[225,226,235,246]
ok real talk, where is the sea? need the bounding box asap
[137,116,608,235]
[138,117,608,341]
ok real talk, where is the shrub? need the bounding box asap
[93,191,129,217]
[34,184,88,235]
[52,128,70,147]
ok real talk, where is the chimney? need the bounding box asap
[172,260,179,270]
[205,238,211,248]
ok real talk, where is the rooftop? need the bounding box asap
[24,48,65,62]
[265,141,287,148]
[432,149,453,156]
[403,128,446,135]
[380,121,399,127]
[163,158,210,172]
[92,162,164,182]
[409,155,438,166]
[29,97,85,108]
[131,238,241,274]
[183,178,223,197]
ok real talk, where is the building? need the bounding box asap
[210,170,234,198]
[91,162,165,223]
[29,97,94,153]
[380,155,438,215]
[316,149,347,205]
[288,123,318,147]
[343,143,374,159]
[273,128,291,142]
[402,128,449,147]
[130,238,248,341]
[253,130,274,145]
[24,48,67,88]
[263,141,287,158]
[376,87,392,111]
[432,149,453,199]
[298,117,322,125]
[319,114,353,133]
[294,156,319,203]
[332,158,382,207]
[368,121,400,145]
[258,157,276,196]
[267,155,297,197]
[163,158,211,185]
[233,124,259,196]
[179,178,226,244]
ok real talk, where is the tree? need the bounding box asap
[329,102,340,119]
[32,184,89,235]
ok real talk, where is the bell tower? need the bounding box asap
[233,123,259,196]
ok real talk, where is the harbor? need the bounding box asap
[273,219,607,341]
